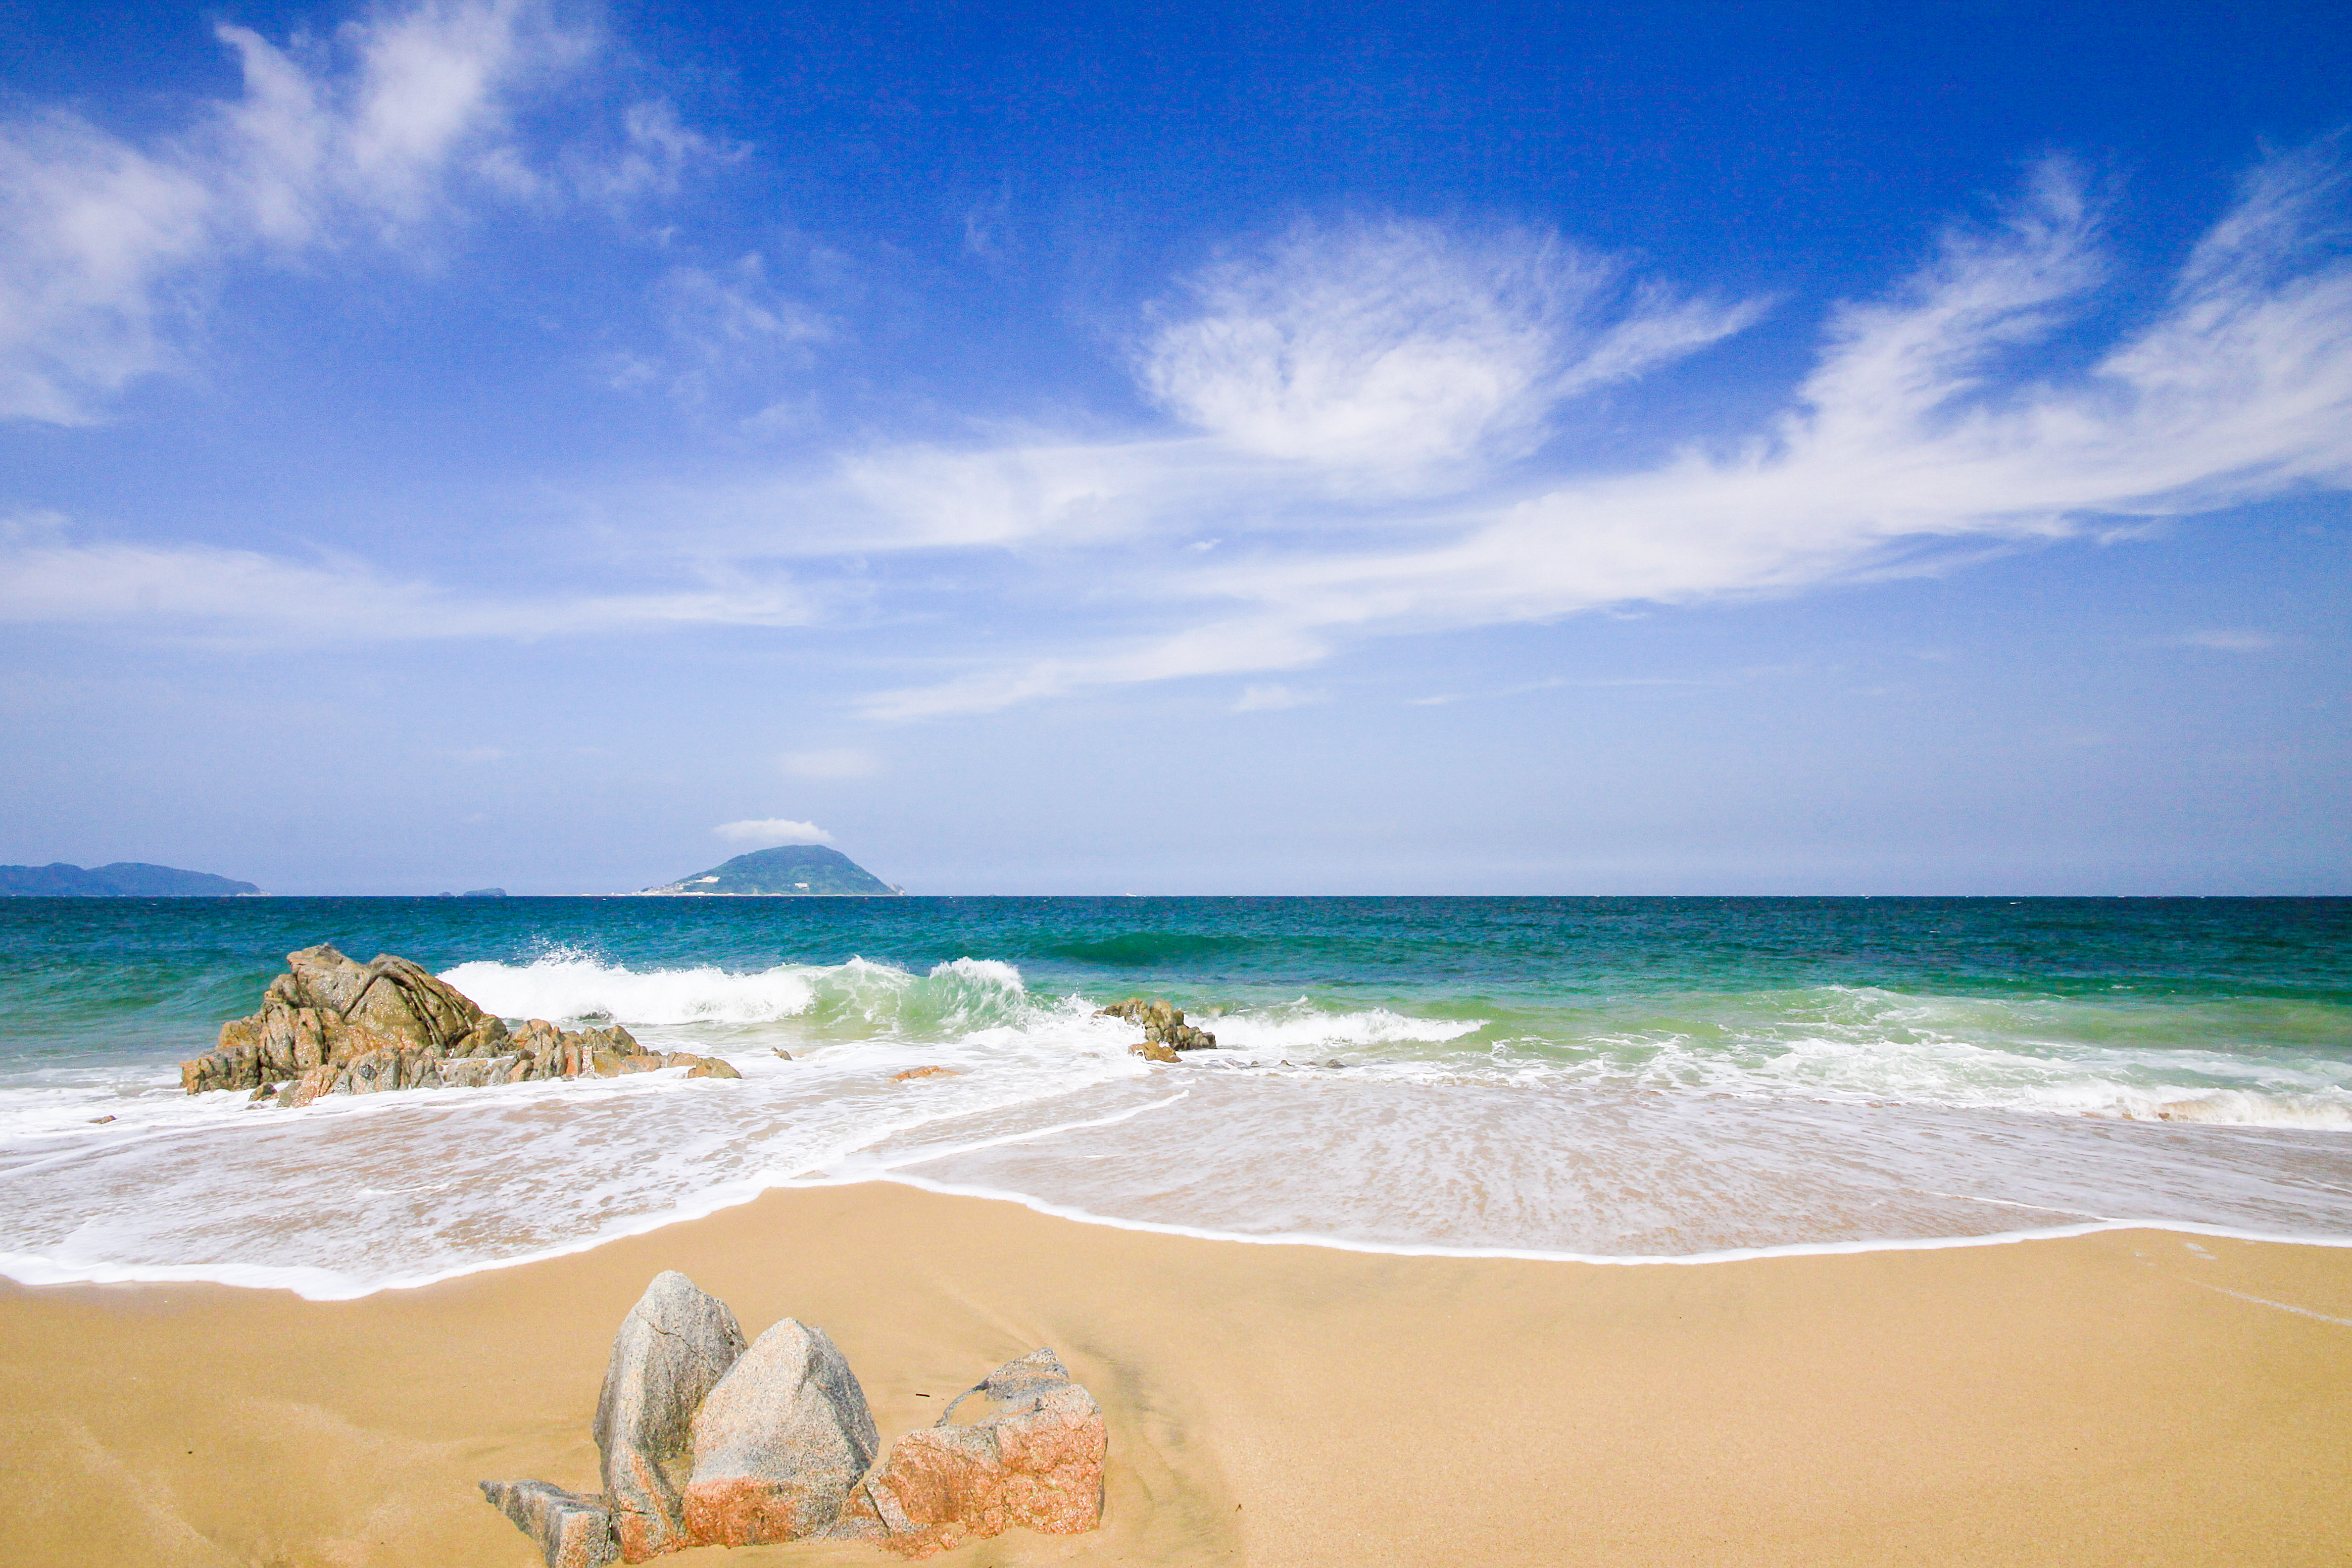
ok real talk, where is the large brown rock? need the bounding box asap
[594,1272,749,1562]
[681,1318,880,1545]
[830,1348,1105,1558]
[479,1479,621,1568]
[180,945,689,1103]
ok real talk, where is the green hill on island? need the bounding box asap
[638,844,902,896]
[0,862,261,897]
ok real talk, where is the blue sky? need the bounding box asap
[1,0,2347,894]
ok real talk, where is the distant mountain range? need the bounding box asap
[0,862,261,897]
[637,844,902,896]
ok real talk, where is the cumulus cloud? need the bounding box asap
[849,145,2352,719]
[0,0,635,423]
[713,818,833,847]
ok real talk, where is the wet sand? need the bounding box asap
[1,1181,2347,1566]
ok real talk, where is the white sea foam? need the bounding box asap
[1,958,2348,1299]
[441,951,825,1025]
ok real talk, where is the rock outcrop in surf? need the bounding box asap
[480,1272,1104,1565]
[1097,996,1217,1052]
[178,945,741,1103]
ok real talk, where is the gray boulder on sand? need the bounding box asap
[178,944,740,1102]
[595,1272,750,1562]
[478,1479,620,1568]
[482,1274,1103,1563]
[683,1318,881,1545]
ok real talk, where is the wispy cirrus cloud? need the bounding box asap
[844,145,2352,719]
[0,0,706,424]
[0,514,812,639]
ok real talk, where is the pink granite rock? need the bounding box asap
[682,1317,879,1544]
[830,1348,1105,1558]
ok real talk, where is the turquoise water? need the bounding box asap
[2,896,2349,1296]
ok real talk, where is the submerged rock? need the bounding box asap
[683,1318,880,1545]
[480,1479,621,1568]
[831,1348,1106,1559]
[595,1272,750,1563]
[180,944,740,1102]
[890,1066,962,1082]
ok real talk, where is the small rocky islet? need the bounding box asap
[483,1271,1106,1565]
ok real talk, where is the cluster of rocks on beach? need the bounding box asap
[483,1272,1105,1566]
[178,945,739,1106]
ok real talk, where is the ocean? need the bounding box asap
[2,895,2348,1299]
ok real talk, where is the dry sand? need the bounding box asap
[2,1182,2348,1567]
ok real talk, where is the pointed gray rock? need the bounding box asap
[682,1318,880,1545]
[592,1272,747,1562]
[478,1479,619,1568]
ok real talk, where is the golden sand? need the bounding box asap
[2,1182,2347,1566]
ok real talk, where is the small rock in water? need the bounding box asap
[890,1066,961,1081]
[1128,1039,1179,1063]
[1093,996,1217,1049]
[88,1114,115,1124]
[773,1048,794,1060]
[1323,1058,1344,1069]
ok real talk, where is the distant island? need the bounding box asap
[0,862,261,897]
[636,844,902,896]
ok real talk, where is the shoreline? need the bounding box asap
[4,1181,2350,1565]
[8,1157,2352,1300]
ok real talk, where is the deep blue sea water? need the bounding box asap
[3,896,2348,1297]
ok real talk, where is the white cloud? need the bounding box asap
[845,146,2352,719]
[1231,683,1326,712]
[1139,218,1758,476]
[713,818,833,847]
[0,519,813,639]
[0,0,597,423]
[780,748,879,778]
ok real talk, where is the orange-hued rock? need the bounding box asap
[830,1349,1105,1558]
[681,1318,879,1545]
[1127,1039,1179,1063]
[593,1273,747,1563]
[889,1066,962,1082]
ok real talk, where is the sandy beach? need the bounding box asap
[2,1181,2347,1567]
